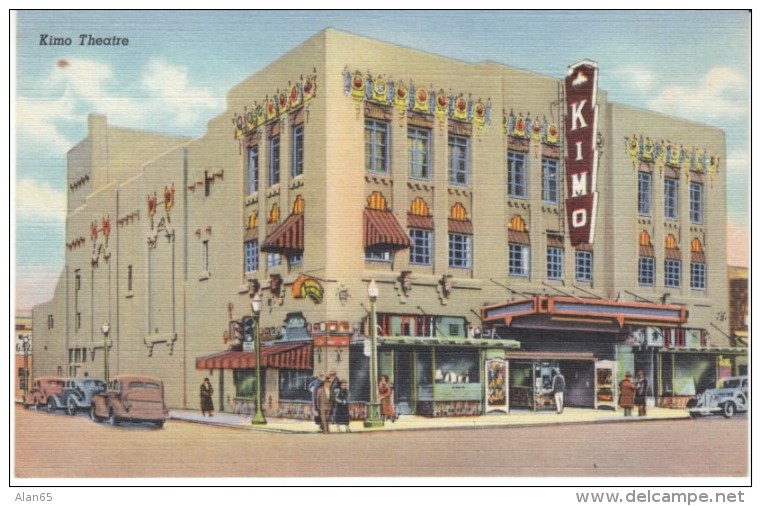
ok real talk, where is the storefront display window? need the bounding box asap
[233,369,263,400]
[278,369,311,401]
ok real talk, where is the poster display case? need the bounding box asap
[485,359,508,414]
[595,360,616,410]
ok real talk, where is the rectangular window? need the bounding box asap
[278,370,312,402]
[47,314,54,329]
[409,228,432,265]
[507,151,527,199]
[248,145,259,194]
[448,135,469,185]
[267,253,281,269]
[291,125,304,178]
[202,240,209,273]
[542,157,559,204]
[665,259,681,288]
[76,312,81,330]
[448,233,473,269]
[408,127,431,180]
[269,136,280,186]
[287,254,303,267]
[546,246,564,280]
[664,178,679,220]
[365,120,389,174]
[638,257,655,286]
[75,270,81,291]
[508,244,530,277]
[127,265,133,292]
[690,182,703,224]
[638,172,652,216]
[690,262,706,290]
[365,248,392,263]
[575,251,593,282]
[244,240,259,273]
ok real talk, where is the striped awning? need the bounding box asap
[261,213,304,254]
[665,248,681,260]
[407,213,434,230]
[639,244,654,257]
[508,230,531,245]
[691,250,706,263]
[448,218,473,235]
[364,208,411,250]
[546,234,564,248]
[196,343,313,370]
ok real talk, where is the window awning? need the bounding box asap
[448,218,473,235]
[665,248,681,261]
[639,244,654,257]
[196,343,313,370]
[407,213,434,230]
[364,208,411,250]
[508,230,530,245]
[261,213,304,254]
[691,251,705,263]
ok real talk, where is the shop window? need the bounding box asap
[233,369,262,401]
[408,127,431,180]
[690,182,703,224]
[638,257,655,286]
[546,246,563,280]
[244,240,259,273]
[507,151,526,198]
[575,250,593,282]
[409,228,432,265]
[448,233,472,269]
[278,370,311,402]
[542,157,559,204]
[448,135,469,185]
[365,119,389,174]
[435,349,478,384]
[248,144,259,195]
[638,172,652,216]
[365,248,392,263]
[664,178,679,220]
[509,243,530,277]
[269,135,280,186]
[287,253,303,267]
[291,125,304,178]
[665,259,681,288]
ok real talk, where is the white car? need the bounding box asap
[688,376,748,418]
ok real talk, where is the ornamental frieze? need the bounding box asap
[624,134,720,182]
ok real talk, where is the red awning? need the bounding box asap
[508,230,530,245]
[639,244,654,257]
[364,208,411,250]
[407,213,434,230]
[691,251,705,263]
[196,343,313,370]
[448,218,473,235]
[261,213,304,253]
[665,248,681,260]
[546,234,564,248]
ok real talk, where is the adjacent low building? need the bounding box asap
[31,29,741,420]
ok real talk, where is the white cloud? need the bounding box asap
[647,67,747,121]
[142,59,224,127]
[16,96,76,154]
[612,67,656,93]
[15,179,66,222]
[13,263,64,311]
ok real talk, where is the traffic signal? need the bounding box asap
[242,316,254,344]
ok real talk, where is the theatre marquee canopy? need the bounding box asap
[482,296,688,329]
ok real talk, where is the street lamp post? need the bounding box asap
[101,322,111,384]
[364,280,384,428]
[21,334,30,400]
[251,293,266,425]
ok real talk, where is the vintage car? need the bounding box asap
[60,378,107,416]
[23,376,65,412]
[688,376,748,418]
[90,375,168,427]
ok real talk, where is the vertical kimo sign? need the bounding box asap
[564,60,599,246]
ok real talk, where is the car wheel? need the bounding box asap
[46,398,57,413]
[689,411,701,419]
[66,399,78,416]
[108,410,119,426]
[90,406,101,423]
[723,402,736,418]
[154,420,165,428]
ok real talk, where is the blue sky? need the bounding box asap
[13,10,750,311]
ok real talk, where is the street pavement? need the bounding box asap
[169,406,689,434]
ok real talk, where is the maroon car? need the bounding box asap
[90,375,168,428]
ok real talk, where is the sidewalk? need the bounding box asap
[169,406,690,434]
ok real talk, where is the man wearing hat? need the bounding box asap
[618,371,636,416]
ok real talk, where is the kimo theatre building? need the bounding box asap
[482,296,690,411]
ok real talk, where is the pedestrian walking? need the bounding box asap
[618,371,636,416]
[316,376,333,434]
[332,380,351,432]
[378,374,396,422]
[552,368,566,414]
[635,370,649,416]
[308,371,326,431]
[200,377,214,417]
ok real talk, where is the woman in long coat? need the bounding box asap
[332,380,351,432]
[634,370,649,416]
[200,378,214,417]
[378,375,396,422]
[618,372,636,416]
